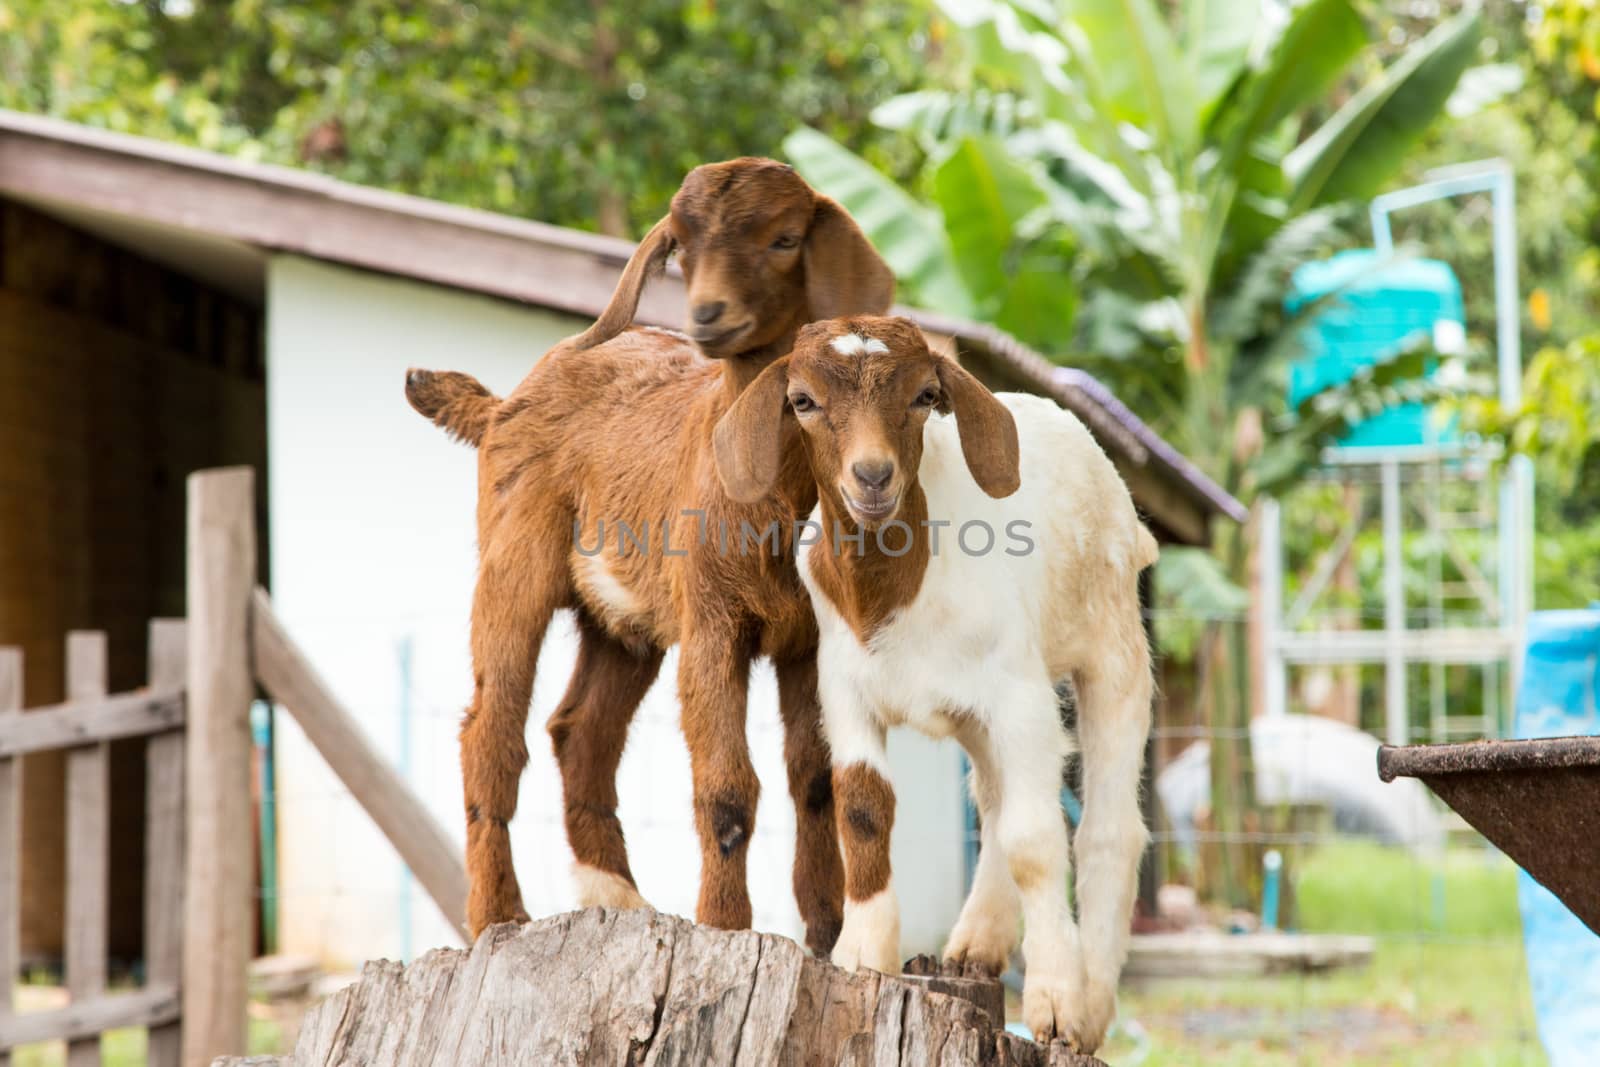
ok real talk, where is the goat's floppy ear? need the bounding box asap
[572,216,676,351]
[935,357,1020,499]
[803,196,895,320]
[714,358,791,504]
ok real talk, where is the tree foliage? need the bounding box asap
[0,0,935,237]
[785,0,1481,507]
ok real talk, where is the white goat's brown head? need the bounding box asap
[715,316,1021,528]
[583,159,895,361]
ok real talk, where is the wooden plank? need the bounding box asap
[146,620,187,1067]
[65,631,109,1067]
[250,588,468,941]
[183,468,256,1067]
[0,690,185,758]
[0,986,180,1048]
[0,648,21,1067]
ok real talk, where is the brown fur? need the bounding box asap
[405,369,497,446]
[716,316,1019,641]
[833,762,895,900]
[409,161,892,948]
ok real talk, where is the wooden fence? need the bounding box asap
[0,467,468,1067]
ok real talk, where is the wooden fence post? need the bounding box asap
[65,631,109,1067]
[0,647,21,1067]
[147,620,188,1067]
[183,468,256,1067]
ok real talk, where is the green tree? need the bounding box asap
[786,0,1482,906]
[0,0,936,237]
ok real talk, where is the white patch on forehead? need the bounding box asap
[830,333,889,357]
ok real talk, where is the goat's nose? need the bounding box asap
[691,301,726,325]
[852,460,895,491]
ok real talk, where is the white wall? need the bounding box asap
[265,255,967,969]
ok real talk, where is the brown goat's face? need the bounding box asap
[714,315,1022,514]
[669,159,817,356]
[784,318,941,529]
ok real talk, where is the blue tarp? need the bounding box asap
[1514,609,1600,1067]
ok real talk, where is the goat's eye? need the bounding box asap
[789,393,817,414]
[916,388,941,408]
[770,234,800,251]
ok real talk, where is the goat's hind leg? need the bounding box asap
[775,655,845,956]
[943,727,1020,977]
[992,681,1090,1049]
[1071,636,1154,1052]
[548,610,663,910]
[461,516,569,937]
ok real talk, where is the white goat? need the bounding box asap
[713,315,1157,1052]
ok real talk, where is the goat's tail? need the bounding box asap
[405,368,498,447]
[1135,524,1160,571]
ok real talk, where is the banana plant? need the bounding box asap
[785,0,1482,482]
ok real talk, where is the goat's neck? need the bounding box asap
[808,482,931,642]
[719,332,798,403]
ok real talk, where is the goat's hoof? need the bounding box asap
[1023,971,1102,1053]
[939,944,1008,979]
[572,864,651,911]
[942,915,1015,977]
[831,921,899,976]
[804,917,843,958]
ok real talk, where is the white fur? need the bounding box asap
[799,393,1156,1051]
[830,332,889,357]
[832,885,901,974]
[572,862,651,910]
[578,553,642,620]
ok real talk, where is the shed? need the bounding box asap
[0,109,1241,968]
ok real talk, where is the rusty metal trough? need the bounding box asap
[1378,736,1600,936]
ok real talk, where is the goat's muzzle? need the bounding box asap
[691,320,753,353]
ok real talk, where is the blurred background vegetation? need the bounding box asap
[3,0,1589,607]
[3,2,1595,1062]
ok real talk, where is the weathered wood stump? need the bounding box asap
[216,908,1106,1066]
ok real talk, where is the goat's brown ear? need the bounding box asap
[935,357,1020,498]
[572,216,676,351]
[803,197,895,320]
[714,358,791,504]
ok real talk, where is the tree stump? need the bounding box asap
[215,908,1106,1067]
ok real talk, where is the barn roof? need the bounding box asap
[0,108,1243,542]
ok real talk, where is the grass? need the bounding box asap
[1098,839,1548,1066]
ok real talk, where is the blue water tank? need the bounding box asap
[1285,250,1464,448]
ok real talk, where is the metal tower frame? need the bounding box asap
[1262,160,1534,745]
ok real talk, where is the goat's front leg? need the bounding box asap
[1071,647,1154,1052]
[824,696,899,975]
[678,627,759,930]
[944,726,1020,977]
[993,682,1091,1049]
[775,655,845,956]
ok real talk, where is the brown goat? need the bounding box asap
[405,159,895,949]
